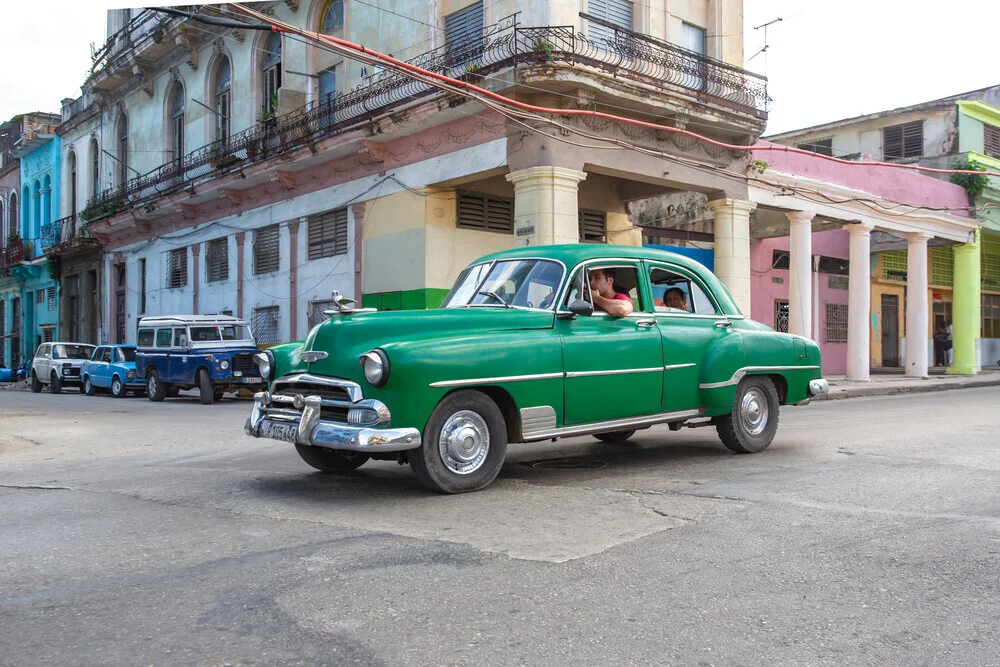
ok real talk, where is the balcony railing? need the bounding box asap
[82,14,768,224]
[43,215,79,248]
[2,239,24,268]
[89,9,172,81]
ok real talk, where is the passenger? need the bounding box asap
[588,267,634,317]
[663,287,690,312]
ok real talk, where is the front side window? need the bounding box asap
[101,348,112,363]
[442,259,564,310]
[220,324,248,341]
[649,267,716,314]
[174,328,187,347]
[563,264,643,313]
[262,33,282,118]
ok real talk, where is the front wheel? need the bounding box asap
[111,375,126,399]
[30,372,42,393]
[84,376,95,396]
[147,371,166,402]
[715,376,780,454]
[50,373,62,394]
[294,445,370,472]
[410,390,508,494]
[198,369,214,405]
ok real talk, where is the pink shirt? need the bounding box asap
[595,292,633,313]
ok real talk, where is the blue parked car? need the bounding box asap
[135,315,263,404]
[81,345,146,398]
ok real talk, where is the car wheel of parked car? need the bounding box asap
[50,373,62,394]
[715,376,780,454]
[111,376,126,399]
[84,376,95,396]
[294,445,370,473]
[410,390,508,494]
[31,372,42,393]
[198,369,215,405]
[147,371,166,402]
[78,381,87,394]
[593,429,637,443]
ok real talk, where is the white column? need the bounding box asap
[845,222,874,382]
[786,210,815,338]
[904,232,932,378]
[505,167,587,246]
[707,198,756,315]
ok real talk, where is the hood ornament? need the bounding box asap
[322,290,377,317]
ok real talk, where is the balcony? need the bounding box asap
[87,9,180,93]
[1,239,24,269]
[44,215,97,258]
[82,13,768,225]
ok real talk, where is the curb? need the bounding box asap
[813,377,1000,401]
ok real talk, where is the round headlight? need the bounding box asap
[255,351,274,383]
[220,359,230,370]
[126,370,135,380]
[360,349,389,388]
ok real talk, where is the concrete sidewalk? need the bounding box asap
[814,368,1000,401]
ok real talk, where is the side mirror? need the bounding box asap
[567,299,594,317]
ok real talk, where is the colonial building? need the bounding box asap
[78,0,768,345]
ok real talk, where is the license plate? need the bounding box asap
[242,377,263,383]
[261,420,298,443]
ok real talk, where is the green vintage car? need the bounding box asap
[245,244,828,493]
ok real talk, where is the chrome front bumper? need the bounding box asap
[794,378,830,407]
[244,391,421,453]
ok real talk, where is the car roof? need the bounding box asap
[47,342,95,346]
[138,315,247,326]
[473,244,741,316]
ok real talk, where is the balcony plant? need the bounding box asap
[260,93,279,126]
[533,38,557,63]
[949,158,990,201]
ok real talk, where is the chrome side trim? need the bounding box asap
[300,351,328,363]
[430,372,563,388]
[273,373,363,402]
[663,363,696,371]
[520,406,557,436]
[699,365,821,390]
[565,366,662,378]
[521,409,702,442]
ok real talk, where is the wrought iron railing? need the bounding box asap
[82,14,768,224]
[89,9,172,81]
[40,222,57,249]
[48,214,78,246]
[0,240,21,268]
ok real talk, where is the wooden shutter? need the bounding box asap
[444,1,484,47]
[307,208,349,260]
[885,121,923,159]
[578,209,607,243]
[589,0,633,42]
[206,238,229,283]
[167,248,187,289]
[883,125,903,159]
[985,125,1000,160]
[253,225,280,275]
[457,193,514,234]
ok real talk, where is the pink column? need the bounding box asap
[191,243,201,315]
[288,219,301,341]
[235,232,245,320]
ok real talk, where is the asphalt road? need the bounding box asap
[1,387,998,666]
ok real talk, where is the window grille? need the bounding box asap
[588,0,634,43]
[47,287,55,311]
[578,209,607,243]
[307,209,348,260]
[883,121,923,160]
[881,250,908,282]
[457,193,514,234]
[167,248,188,289]
[251,306,280,345]
[43,328,54,343]
[308,300,336,329]
[772,249,790,270]
[985,124,1000,160]
[254,225,280,275]
[795,137,833,157]
[206,238,229,283]
[774,300,789,333]
[930,246,953,286]
[825,303,849,342]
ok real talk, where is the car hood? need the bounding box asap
[299,307,555,378]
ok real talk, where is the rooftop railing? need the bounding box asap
[88,9,172,81]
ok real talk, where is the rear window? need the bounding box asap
[137,329,154,347]
[156,329,172,347]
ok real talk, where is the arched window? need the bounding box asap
[90,138,100,198]
[214,57,232,141]
[169,82,185,160]
[116,113,129,186]
[262,33,282,117]
[68,151,78,218]
[321,0,344,34]
[9,193,15,237]
[0,201,5,247]
[21,185,28,238]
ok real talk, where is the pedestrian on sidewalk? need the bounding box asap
[934,326,948,367]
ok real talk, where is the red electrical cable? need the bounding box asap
[229,4,1000,180]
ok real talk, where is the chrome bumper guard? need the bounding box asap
[244,390,421,453]
[795,378,830,407]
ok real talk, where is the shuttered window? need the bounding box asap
[883,121,923,160]
[578,209,607,243]
[251,306,279,345]
[47,287,56,310]
[206,238,229,283]
[444,1,484,48]
[253,225,280,275]
[457,192,514,234]
[985,124,1000,160]
[307,209,349,260]
[588,0,633,43]
[167,248,188,289]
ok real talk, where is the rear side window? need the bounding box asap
[137,329,154,347]
[650,267,717,315]
[156,329,172,347]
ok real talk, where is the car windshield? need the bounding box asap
[441,259,564,309]
[190,326,222,342]
[117,347,136,363]
[53,344,93,360]
[220,325,248,341]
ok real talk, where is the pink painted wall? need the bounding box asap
[752,141,972,215]
[750,229,851,375]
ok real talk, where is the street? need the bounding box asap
[1,388,998,665]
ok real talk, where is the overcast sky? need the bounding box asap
[3,1,1000,136]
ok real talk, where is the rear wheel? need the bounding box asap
[111,375,126,399]
[49,373,62,394]
[198,369,214,405]
[84,376,95,396]
[294,445,370,472]
[593,429,637,443]
[715,376,780,454]
[410,390,507,494]
[147,370,166,402]
[30,372,42,393]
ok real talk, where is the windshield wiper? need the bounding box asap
[477,290,511,308]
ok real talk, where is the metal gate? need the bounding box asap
[881,294,899,367]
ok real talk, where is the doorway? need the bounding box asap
[881,294,899,367]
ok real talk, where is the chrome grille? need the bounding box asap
[267,375,360,425]
[232,352,256,374]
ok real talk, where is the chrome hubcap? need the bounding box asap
[149,376,157,394]
[439,410,489,475]
[113,379,121,393]
[740,387,768,436]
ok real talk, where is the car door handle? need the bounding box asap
[714,319,732,328]
[636,319,657,328]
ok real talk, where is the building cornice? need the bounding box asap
[957,100,1000,128]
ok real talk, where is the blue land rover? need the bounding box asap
[135,315,263,404]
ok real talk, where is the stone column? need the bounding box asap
[288,219,302,341]
[904,232,932,378]
[786,210,815,338]
[505,167,587,246]
[191,243,201,315]
[707,198,756,315]
[235,232,246,320]
[845,222,874,382]
[351,202,366,305]
[948,229,981,375]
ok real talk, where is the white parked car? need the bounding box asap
[30,342,96,394]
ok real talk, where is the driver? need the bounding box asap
[588,267,633,317]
